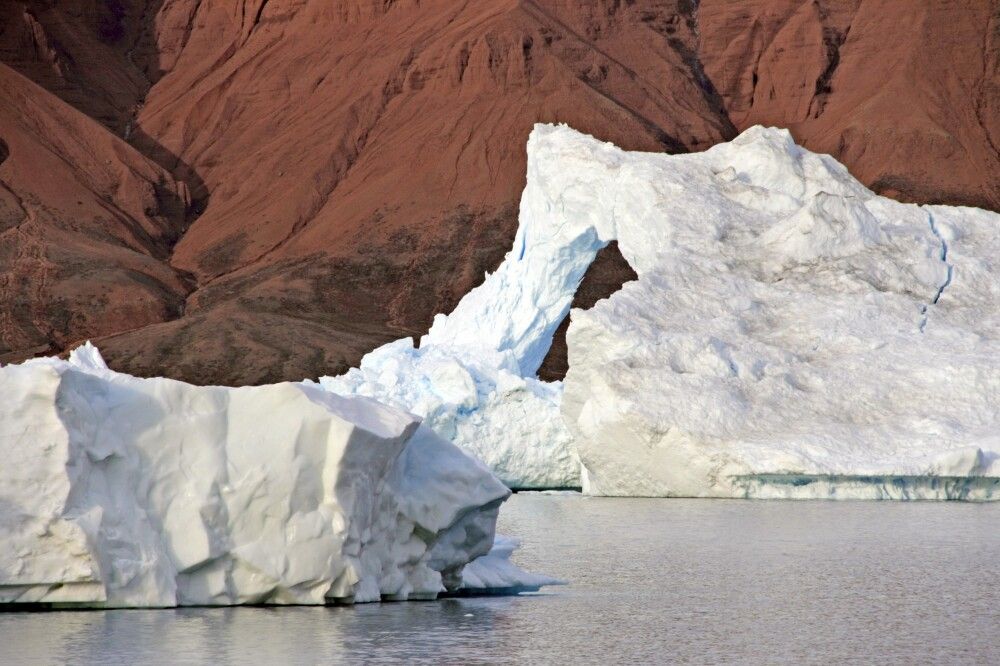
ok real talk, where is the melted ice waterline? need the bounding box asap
[731,475,1000,501]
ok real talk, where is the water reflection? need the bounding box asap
[2,496,999,665]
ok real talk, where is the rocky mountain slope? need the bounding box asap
[0,63,189,362]
[0,0,997,385]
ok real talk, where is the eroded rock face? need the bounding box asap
[0,1,996,385]
[0,64,190,362]
[697,0,1000,211]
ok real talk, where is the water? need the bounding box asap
[2,494,999,664]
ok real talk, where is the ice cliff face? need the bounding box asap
[330,123,1000,499]
[550,126,1000,498]
[0,344,553,607]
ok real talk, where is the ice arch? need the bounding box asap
[325,123,1000,499]
[320,125,647,489]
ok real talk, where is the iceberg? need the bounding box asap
[327,123,1000,499]
[0,344,549,607]
[548,126,1000,498]
[458,535,563,595]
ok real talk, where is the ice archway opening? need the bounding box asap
[537,242,638,382]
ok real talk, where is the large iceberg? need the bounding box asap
[0,344,554,607]
[327,123,1000,499]
[547,126,1000,499]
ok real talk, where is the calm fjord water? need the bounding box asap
[2,494,998,665]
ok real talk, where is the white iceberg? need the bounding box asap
[541,124,1000,499]
[0,344,550,607]
[327,123,1000,499]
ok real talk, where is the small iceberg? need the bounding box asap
[0,344,553,607]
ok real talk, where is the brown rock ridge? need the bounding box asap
[0,0,997,384]
[697,0,1000,210]
[0,63,189,361]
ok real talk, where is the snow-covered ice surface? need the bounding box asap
[328,122,1000,499]
[0,344,551,607]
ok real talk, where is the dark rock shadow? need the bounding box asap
[129,124,210,228]
[117,2,211,247]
